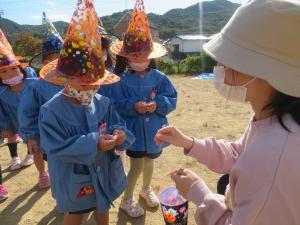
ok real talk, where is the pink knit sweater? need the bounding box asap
[186,115,300,225]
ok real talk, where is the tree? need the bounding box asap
[12,32,42,58]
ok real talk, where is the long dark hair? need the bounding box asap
[264,91,300,131]
[0,65,27,85]
[114,55,157,75]
[101,36,113,68]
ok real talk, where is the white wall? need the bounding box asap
[170,38,208,53]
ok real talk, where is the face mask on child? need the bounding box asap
[128,61,150,72]
[64,85,98,106]
[213,66,256,103]
[2,73,24,86]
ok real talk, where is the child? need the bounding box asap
[38,1,134,224]
[110,0,177,217]
[18,12,64,189]
[0,28,37,171]
[156,1,300,224]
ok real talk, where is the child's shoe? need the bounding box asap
[20,154,34,167]
[10,157,21,171]
[140,186,160,208]
[38,172,50,189]
[120,198,145,218]
[0,184,9,201]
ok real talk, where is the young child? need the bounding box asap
[0,28,37,171]
[110,0,177,217]
[156,1,300,224]
[18,12,64,189]
[38,1,134,224]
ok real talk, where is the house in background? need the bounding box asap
[113,12,160,42]
[169,34,217,54]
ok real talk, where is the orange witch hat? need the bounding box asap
[40,0,119,86]
[0,28,21,70]
[110,0,167,59]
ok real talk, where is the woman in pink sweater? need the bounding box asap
[156,1,300,225]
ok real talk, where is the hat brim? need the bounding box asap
[40,59,120,86]
[204,33,300,98]
[0,62,21,70]
[29,53,43,71]
[110,41,167,59]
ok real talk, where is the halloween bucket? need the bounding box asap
[159,186,188,225]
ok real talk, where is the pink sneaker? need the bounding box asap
[0,184,9,201]
[39,172,50,189]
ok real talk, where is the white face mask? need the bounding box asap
[213,66,256,103]
[2,73,24,86]
[64,85,98,106]
[128,61,150,72]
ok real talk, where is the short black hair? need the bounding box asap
[263,91,300,131]
[101,36,113,68]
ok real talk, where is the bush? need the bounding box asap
[157,59,176,75]
[184,55,202,74]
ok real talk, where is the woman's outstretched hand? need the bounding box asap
[155,125,194,150]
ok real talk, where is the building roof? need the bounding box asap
[176,34,215,41]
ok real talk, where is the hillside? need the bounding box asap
[0,0,239,42]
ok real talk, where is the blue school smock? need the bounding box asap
[0,78,38,133]
[18,79,63,143]
[112,69,177,154]
[38,93,135,213]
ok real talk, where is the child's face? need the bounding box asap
[128,58,151,73]
[71,85,100,91]
[0,66,21,80]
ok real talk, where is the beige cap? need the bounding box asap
[204,0,300,98]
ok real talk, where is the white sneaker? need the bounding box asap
[20,154,34,167]
[140,187,160,208]
[10,157,21,171]
[120,198,145,218]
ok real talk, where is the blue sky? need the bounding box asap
[0,0,248,25]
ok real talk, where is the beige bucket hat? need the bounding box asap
[204,0,300,98]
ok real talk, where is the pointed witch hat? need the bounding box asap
[110,0,167,59]
[40,0,119,86]
[30,12,64,70]
[0,28,21,69]
[41,12,64,59]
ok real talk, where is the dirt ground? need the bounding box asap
[0,75,251,225]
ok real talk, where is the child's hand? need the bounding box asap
[134,101,148,114]
[98,134,117,152]
[113,129,126,146]
[147,101,157,113]
[27,139,42,154]
[0,129,14,138]
[155,125,194,149]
